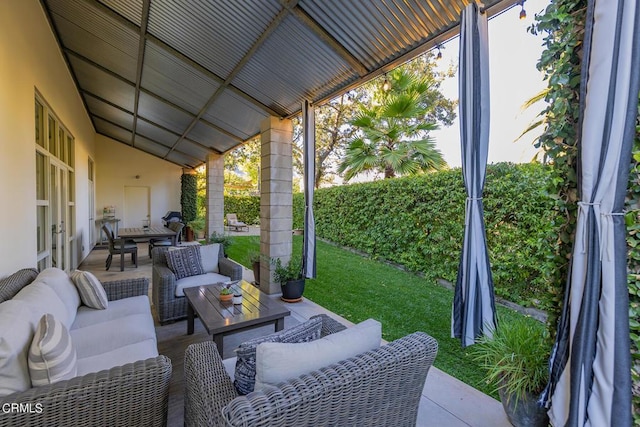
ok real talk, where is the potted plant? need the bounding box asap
[271,256,305,302]
[249,250,261,286]
[219,283,233,302]
[187,217,205,241]
[472,316,550,427]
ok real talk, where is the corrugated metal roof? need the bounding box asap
[41,0,516,168]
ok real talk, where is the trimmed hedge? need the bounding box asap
[292,162,556,307]
[223,195,260,225]
[225,163,556,307]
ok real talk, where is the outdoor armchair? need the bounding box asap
[184,314,438,427]
[151,246,243,324]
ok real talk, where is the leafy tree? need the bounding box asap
[338,68,449,180]
[224,137,260,195]
[292,90,367,188]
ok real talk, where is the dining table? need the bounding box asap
[117,226,178,271]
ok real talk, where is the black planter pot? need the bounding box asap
[498,388,548,427]
[281,278,305,302]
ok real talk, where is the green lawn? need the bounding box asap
[227,235,542,398]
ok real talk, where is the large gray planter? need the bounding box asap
[498,388,548,427]
[281,278,305,302]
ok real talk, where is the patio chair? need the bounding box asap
[184,315,438,427]
[226,213,248,231]
[148,221,184,257]
[102,223,138,271]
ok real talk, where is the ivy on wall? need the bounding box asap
[180,173,197,224]
[529,0,586,334]
[626,100,640,424]
[532,0,639,421]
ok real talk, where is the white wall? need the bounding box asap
[95,135,182,233]
[0,0,183,277]
[0,0,95,275]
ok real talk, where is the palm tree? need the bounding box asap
[338,69,447,180]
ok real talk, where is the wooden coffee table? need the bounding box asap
[183,280,291,355]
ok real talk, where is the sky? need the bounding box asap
[431,0,551,168]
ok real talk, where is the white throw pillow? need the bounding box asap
[70,270,108,310]
[0,300,35,396]
[254,318,381,390]
[199,244,220,273]
[37,268,81,315]
[13,281,72,328]
[28,313,77,386]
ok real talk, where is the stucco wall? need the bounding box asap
[95,135,182,232]
[0,0,183,277]
[0,0,95,275]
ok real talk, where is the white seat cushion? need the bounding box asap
[76,339,158,376]
[254,319,382,390]
[72,296,151,329]
[223,356,237,381]
[175,272,231,297]
[70,313,156,359]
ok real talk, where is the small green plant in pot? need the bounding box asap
[271,256,305,302]
[219,283,233,302]
[472,316,550,427]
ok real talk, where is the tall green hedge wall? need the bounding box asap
[227,162,556,307]
[223,195,260,225]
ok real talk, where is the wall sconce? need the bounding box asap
[382,74,391,91]
[435,43,443,60]
[135,175,141,179]
[517,0,526,20]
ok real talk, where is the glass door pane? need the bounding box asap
[50,164,59,268]
[59,167,67,271]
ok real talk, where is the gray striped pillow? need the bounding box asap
[70,270,108,309]
[28,313,77,386]
[166,246,204,280]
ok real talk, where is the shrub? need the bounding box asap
[294,162,556,307]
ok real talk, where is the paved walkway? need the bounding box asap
[80,234,510,427]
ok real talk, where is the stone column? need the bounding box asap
[260,116,293,294]
[206,153,225,238]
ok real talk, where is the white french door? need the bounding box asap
[49,160,69,270]
[35,95,75,272]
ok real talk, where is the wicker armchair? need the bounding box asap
[184,315,438,427]
[151,246,243,324]
[0,277,172,427]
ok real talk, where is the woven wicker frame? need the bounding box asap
[152,246,243,324]
[184,315,438,427]
[0,275,172,427]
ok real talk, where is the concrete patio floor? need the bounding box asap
[79,233,511,427]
